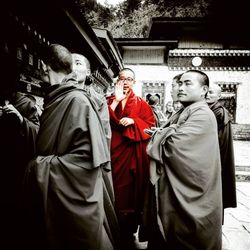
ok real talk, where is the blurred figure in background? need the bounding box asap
[148,95,167,127]
[171,73,183,112]
[206,83,237,216]
[165,101,174,119]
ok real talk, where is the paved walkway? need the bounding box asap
[234,140,250,169]
[222,140,250,250]
[222,182,250,250]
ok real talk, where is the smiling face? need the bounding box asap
[178,71,208,105]
[117,69,135,96]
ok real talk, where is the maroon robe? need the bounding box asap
[107,90,155,217]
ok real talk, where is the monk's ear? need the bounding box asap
[86,69,91,76]
[201,85,208,98]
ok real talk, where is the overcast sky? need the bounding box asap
[97,0,125,6]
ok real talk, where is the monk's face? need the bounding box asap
[117,70,135,96]
[206,85,221,104]
[178,72,208,105]
[166,101,174,112]
[173,101,182,111]
[72,54,90,85]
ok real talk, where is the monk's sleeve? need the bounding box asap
[148,106,219,191]
[164,107,220,192]
[18,100,40,157]
[25,97,109,249]
[123,100,156,141]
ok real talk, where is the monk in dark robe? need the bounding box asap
[145,70,222,250]
[206,83,237,211]
[71,53,112,148]
[71,52,120,245]
[22,44,118,250]
[107,68,155,250]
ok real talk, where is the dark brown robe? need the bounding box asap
[23,82,118,250]
[209,101,237,209]
[145,101,222,250]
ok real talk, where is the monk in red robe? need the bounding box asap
[145,70,222,250]
[107,68,155,250]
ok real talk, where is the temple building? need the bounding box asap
[1,0,123,110]
[115,17,250,139]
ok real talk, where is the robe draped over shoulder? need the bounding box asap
[23,83,117,250]
[146,101,222,250]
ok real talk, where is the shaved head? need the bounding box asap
[206,83,222,104]
[72,53,91,87]
[210,84,222,95]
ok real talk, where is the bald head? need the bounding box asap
[206,83,222,104]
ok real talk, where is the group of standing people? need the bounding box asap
[1,42,236,250]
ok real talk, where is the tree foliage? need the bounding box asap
[75,0,216,38]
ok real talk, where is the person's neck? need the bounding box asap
[182,100,205,107]
[207,101,218,108]
[77,81,85,89]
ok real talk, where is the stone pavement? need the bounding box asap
[222,182,250,250]
[234,140,250,181]
[222,140,250,250]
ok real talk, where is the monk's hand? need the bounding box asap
[114,80,126,102]
[2,104,24,124]
[119,117,134,127]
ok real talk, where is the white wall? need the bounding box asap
[208,70,250,124]
[125,64,250,124]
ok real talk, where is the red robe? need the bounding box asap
[107,91,155,216]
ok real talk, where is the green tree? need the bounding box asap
[75,0,217,38]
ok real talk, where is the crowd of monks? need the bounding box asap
[0,43,236,250]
